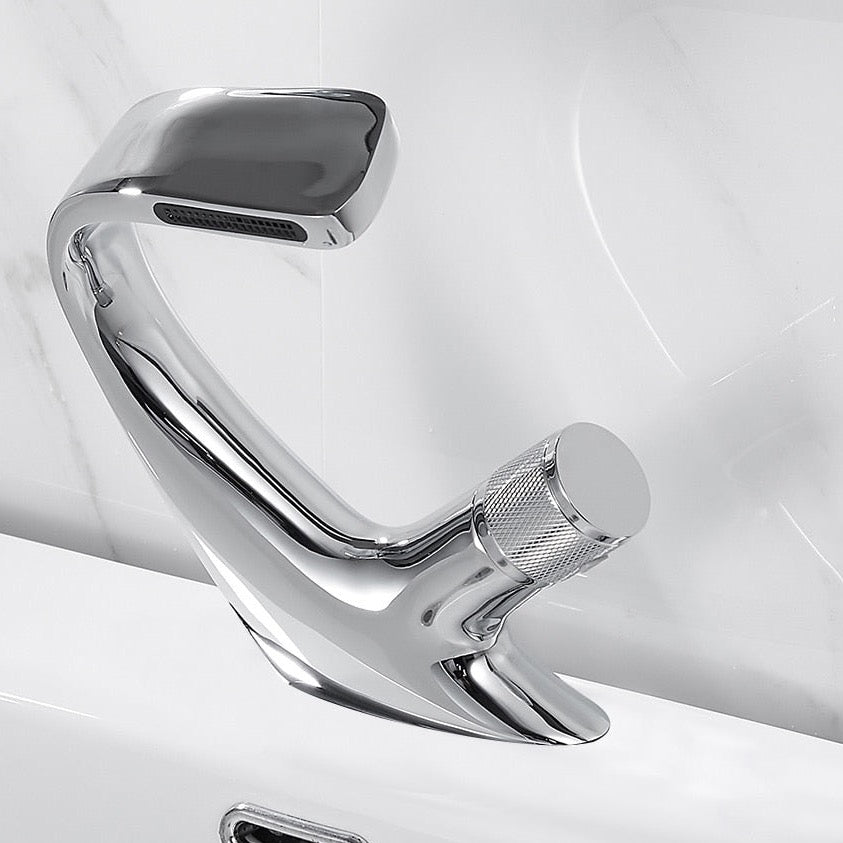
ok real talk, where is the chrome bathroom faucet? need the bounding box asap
[47,88,649,744]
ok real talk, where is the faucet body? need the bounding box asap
[47,89,649,744]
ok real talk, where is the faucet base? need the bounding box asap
[251,617,609,745]
[443,631,610,745]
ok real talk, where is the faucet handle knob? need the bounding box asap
[477,423,650,586]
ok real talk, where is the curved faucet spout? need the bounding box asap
[47,88,650,744]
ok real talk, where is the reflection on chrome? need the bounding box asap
[220,803,367,843]
[47,88,650,744]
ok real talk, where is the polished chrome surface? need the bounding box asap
[47,87,650,744]
[549,423,651,542]
[478,429,639,586]
[220,803,368,843]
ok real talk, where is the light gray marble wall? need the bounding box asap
[4,0,843,742]
[0,0,321,578]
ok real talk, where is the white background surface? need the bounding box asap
[3,0,843,741]
[1,532,842,842]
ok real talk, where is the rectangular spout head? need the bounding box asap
[68,88,398,248]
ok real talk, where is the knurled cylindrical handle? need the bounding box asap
[477,423,650,587]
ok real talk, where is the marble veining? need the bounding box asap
[2,251,121,562]
[0,0,320,577]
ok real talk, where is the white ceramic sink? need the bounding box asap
[1,532,840,841]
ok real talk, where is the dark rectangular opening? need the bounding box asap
[153,203,307,242]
